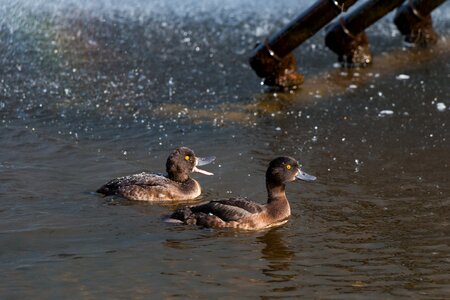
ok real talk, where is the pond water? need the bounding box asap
[1,0,449,298]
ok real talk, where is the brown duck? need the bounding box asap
[97,147,215,201]
[167,156,316,230]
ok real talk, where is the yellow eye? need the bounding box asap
[286,164,291,170]
[185,155,190,161]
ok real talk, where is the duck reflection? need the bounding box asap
[258,228,296,283]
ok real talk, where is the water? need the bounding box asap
[1,0,450,298]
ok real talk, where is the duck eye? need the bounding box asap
[185,155,190,161]
[286,164,292,170]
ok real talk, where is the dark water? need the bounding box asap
[1,0,450,298]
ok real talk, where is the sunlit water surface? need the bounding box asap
[1,0,449,298]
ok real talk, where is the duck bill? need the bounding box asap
[193,156,216,176]
[295,169,316,181]
[196,156,216,166]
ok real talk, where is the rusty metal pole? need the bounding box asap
[249,0,358,88]
[394,0,447,47]
[325,0,405,66]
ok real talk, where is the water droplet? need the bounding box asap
[436,102,446,112]
[396,74,410,80]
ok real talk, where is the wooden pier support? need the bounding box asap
[325,0,405,66]
[249,0,358,88]
[394,0,447,47]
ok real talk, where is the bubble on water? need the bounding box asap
[378,110,394,117]
[395,74,410,80]
[436,102,446,111]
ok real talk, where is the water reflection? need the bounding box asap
[257,228,298,294]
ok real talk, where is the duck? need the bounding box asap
[167,156,316,230]
[96,147,215,201]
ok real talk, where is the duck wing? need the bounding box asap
[97,172,169,195]
[190,197,263,222]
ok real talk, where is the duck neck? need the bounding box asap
[266,181,291,219]
[168,171,190,183]
[266,181,287,204]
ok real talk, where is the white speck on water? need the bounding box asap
[312,136,317,142]
[122,150,127,156]
[396,74,410,80]
[378,110,394,117]
[255,25,269,37]
[341,137,346,142]
[168,77,174,98]
[275,127,281,131]
[349,84,357,89]
[378,91,384,97]
[354,159,361,173]
[436,102,446,111]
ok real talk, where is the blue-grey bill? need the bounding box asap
[196,156,216,166]
[296,169,316,181]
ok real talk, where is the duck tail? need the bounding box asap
[96,182,118,196]
[167,207,197,225]
[96,185,111,195]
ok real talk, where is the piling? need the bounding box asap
[394,0,447,47]
[249,0,358,87]
[325,0,405,66]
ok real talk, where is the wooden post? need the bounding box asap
[394,0,447,47]
[325,0,405,66]
[249,0,358,88]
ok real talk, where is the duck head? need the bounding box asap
[266,156,316,185]
[166,147,215,182]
